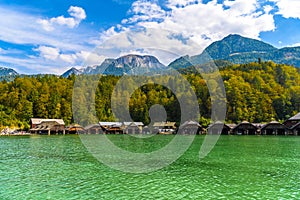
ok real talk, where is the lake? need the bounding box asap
[0,135,299,199]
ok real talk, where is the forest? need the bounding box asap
[0,61,300,130]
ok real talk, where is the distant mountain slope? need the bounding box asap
[61,67,82,78]
[62,54,168,77]
[62,34,300,76]
[204,34,276,60]
[0,67,19,81]
[169,34,300,69]
[0,67,18,76]
[95,54,167,75]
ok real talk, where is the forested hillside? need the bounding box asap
[0,61,300,130]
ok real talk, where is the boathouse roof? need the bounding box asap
[261,121,286,130]
[30,118,65,125]
[290,122,300,130]
[180,120,201,127]
[85,124,101,130]
[99,122,122,127]
[288,112,300,121]
[122,122,144,126]
[153,122,176,127]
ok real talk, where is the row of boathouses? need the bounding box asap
[207,113,300,135]
[28,112,300,136]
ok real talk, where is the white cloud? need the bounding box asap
[263,5,273,14]
[0,5,99,73]
[223,0,258,15]
[272,0,300,19]
[68,6,86,20]
[50,16,77,28]
[36,46,60,60]
[96,0,276,64]
[166,0,199,8]
[36,19,54,31]
[76,51,107,66]
[38,6,86,31]
[126,0,166,23]
[0,54,62,74]
[0,5,103,74]
[0,6,92,51]
[35,45,78,64]
[0,1,290,74]
[34,45,106,70]
[0,46,105,74]
[287,42,300,47]
[59,53,77,64]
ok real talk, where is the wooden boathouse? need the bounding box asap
[84,124,103,134]
[207,121,232,135]
[178,120,204,134]
[123,122,144,134]
[283,112,300,128]
[283,112,300,135]
[289,122,300,136]
[99,122,123,134]
[29,118,65,135]
[66,124,85,134]
[232,121,258,135]
[153,122,176,134]
[261,121,287,135]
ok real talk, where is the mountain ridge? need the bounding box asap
[0,66,18,76]
[2,34,300,78]
[62,54,168,77]
[169,34,300,69]
[68,34,300,76]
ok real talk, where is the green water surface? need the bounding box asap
[0,135,299,199]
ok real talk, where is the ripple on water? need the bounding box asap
[0,135,299,199]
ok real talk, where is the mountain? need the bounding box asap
[95,54,167,75]
[0,67,18,76]
[203,34,276,60]
[169,34,300,69]
[62,34,300,76]
[61,67,83,78]
[62,54,167,77]
[0,67,19,81]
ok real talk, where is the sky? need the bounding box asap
[0,0,300,74]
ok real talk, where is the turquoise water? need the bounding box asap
[0,135,299,199]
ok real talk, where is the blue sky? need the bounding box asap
[0,0,300,74]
